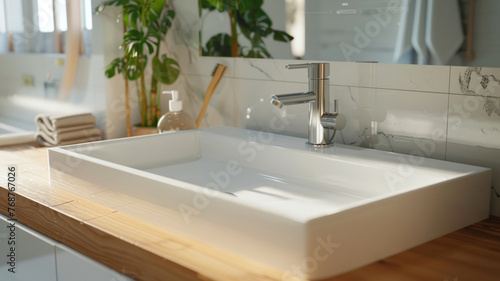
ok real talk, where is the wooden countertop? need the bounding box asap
[0,146,499,281]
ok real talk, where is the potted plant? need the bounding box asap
[96,0,180,136]
[199,0,293,58]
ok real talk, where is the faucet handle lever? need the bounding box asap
[285,63,330,79]
[321,100,345,130]
[285,63,313,70]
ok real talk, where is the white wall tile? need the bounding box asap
[233,58,319,82]
[182,56,236,78]
[167,74,236,128]
[331,62,450,93]
[447,95,500,149]
[450,66,500,97]
[333,86,447,159]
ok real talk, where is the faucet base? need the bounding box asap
[305,128,337,147]
[306,142,334,147]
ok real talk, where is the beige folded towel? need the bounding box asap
[37,123,96,137]
[36,127,102,147]
[35,113,97,132]
[37,135,102,146]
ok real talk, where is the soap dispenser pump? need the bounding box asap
[157,90,195,133]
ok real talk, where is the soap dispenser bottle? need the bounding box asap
[157,90,196,133]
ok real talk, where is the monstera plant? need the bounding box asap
[199,0,293,58]
[96,0,180,130]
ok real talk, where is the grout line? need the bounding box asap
[182,73,308,84]
[182,75,455,95]
[443,60,452,162]
[332,84,450,95]
[448,66,452,94]
[448,92,500,99]
[444,93,451,161]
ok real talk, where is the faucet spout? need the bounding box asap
[270,92,315,109]
[269,62,346,146]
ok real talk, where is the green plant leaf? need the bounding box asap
[106,69,116,78]
[202,0,256,12]
[273,30,294,42]
[152,55,180,85]
[104,57,127,78]
[126,65,140,80]
[202,33,232,57]
[124,54,147,80]
[105,65,116,78]
[124,28,154,56]
[94,0,130,14]
[238,8,272,37]
[167,9,175,18]
[205,0,239,12]
[124,29,141,40]
[239,0,262,10]
[148,0,166,23]
[199,0,218,11]
[147,28,161,43]
[130,11,139,29]
[145,41,154,54]
[158,9,175,34]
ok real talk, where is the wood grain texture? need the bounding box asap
[0,147,499,281]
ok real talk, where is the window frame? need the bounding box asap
[0,0,92,55]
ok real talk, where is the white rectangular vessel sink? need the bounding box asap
[48,127,491,280]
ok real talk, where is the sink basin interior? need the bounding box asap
[60,128,468,221]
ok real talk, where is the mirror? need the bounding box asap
[199,0,500,67]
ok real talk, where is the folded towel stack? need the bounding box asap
[35,113,102,146]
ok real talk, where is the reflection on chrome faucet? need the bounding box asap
[270,63,346,146]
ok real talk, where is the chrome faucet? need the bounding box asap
[270,63,346,146]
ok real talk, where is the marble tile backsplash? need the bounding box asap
[165,0,500,216]
[450,67,500,97]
